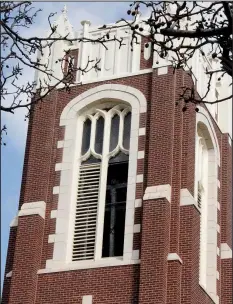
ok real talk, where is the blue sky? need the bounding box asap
[1,1,146,289]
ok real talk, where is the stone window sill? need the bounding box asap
[37,257,140,274]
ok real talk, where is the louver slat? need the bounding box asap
[197,191,202,209]
[197,182,202,209]
[72,163,100,261]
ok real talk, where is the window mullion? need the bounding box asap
[89,116,96,155]
[118,112,124,150]
[94,114,111,260]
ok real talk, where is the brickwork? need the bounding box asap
[221,135,232,248]
[180,76,196,196]
[166,261,182,304]
[36,265,139,304]
[146,68,174,186]
[169,68,184,255]
[221,259,232,304]
[139,198,170,304]
[2,67,232,304]
[8,215,45,304]
[1,227,17,304]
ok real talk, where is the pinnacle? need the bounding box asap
[62,4,68,15]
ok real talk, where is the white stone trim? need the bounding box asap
[137,151,145,159]
[52,186,60,195]
[48,234,55,243]
[196,107,220,166]
[18,201,46,219]
[216,271,219,280]
[167,253,183,264]
[82,295,92,304]
[143,184,171,203]
[50,210,57,219]
[143,42,152,60]
[217,179,220,188]
[217,247,220,256]
[217,202,220,210]
[47,84,146,270]
[38,258,140,274]
[212,295,219,304]
[138,127,146,136]
[221,243,232,259]
[135,199,142,208]
[180,188,200,212]
[57,69,153,91]
[10,216,18,227]
[136,174,144,183]
[6,271,12,278]
[57,140,64,148]
[228,136,232,146]
[217,224,220,233]
[55,163,62,171]
[132,250,139,260]
[199,284,220,304]
[55,163,72,171]
[133,224,141,233]
[157,66,168,75]
[195,111,220,297]
[60,84,147,122]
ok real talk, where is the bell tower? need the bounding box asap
[2,7,232,304]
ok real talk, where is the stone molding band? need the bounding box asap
[9,201,46,227]
[143,184,171,203]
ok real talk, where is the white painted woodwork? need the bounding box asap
[195,109,219,299]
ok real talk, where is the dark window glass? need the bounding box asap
[102,162,128,258]
[95,116,104,154]
[81,118,91,155]
[123,112,131,150]
[109,151,129,164]
[109,114,120,152]
[116,187,127,203]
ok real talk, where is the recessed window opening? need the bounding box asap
[196,121,218,295]
[72,103,131,261]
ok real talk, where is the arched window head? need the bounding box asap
[72,103,131,261]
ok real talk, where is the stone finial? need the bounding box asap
[62,5,67,14]
[62,5,68,21]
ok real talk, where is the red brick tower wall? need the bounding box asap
[2,65,232,304]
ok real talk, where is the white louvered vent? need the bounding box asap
[197,182,202,209]
[72,163,101,261]
[197,190,202,209]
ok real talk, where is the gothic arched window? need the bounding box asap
[72,104,131,261]
[195,121,218,298]
[196,131,208,288]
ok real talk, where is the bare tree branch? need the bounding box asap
[1,1,232,144]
